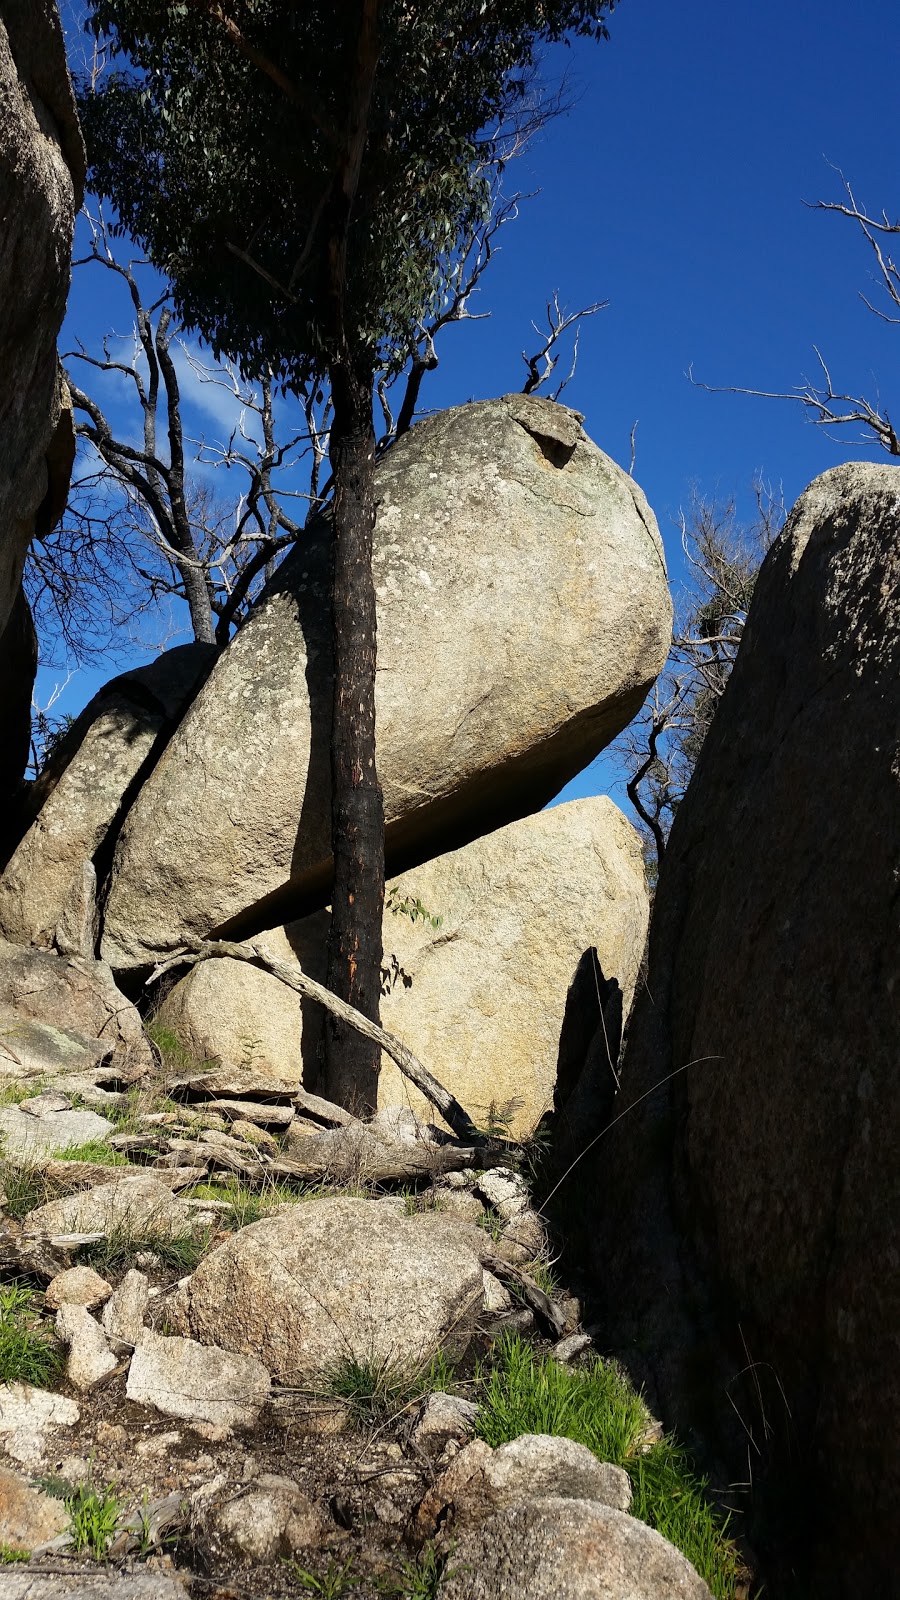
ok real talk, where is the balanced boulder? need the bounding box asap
[101,395,670,969]
[157,796,648,1136]
[591,462,900,1594]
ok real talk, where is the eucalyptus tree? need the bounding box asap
[77,0,618,1109]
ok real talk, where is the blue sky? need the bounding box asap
[45,0,899,809]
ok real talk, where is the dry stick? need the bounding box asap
[148,937,481,1143]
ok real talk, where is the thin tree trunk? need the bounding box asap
[323,354,384,1111]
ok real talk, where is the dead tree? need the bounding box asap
[691,171,900,456]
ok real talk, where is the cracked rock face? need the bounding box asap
[100,394,671,970]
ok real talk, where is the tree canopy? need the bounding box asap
[79,0,617,386]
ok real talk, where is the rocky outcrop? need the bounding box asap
[0,643,217,949]
[0,0,85,811]
[169,1196,485,1384]
[437,1497,712,1599]
[157,796,648,1136]
[591,462,900,1595]
[100,396,670,969]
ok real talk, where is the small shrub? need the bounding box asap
[0,1283,62,1388]
[475,1209,503,1244]
[475,1334,740,1598]
[66,1483,122,1560]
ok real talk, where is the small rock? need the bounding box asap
[417,1435,632,1538]
[436,1496,713,1598]
[482,1269,512,1314]
[475,1169,530,1220]
[436,1189,484,1224]
[203,1478,327,1562]
[0,1384,79,1467]
[134,1252,163,1270]
[102,1269,150,1348]
[553,1333,592,1364]
[442,1171,476,1191]
[19,1092,72,1117]
[371,1105,440,1146]
[55,1454,91,1484]
[230,1119,278,1150]
[495,1209,547,1265]
[0,1574,191,1596]
[126,1329,271,1431]
[44,1266,113,1312]
[410,1393,478,1460]
[55,1304,118,1390]
[0,1464,69,1552]
[24,1173,206,1238]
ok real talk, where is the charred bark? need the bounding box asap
[322,356,385,1111]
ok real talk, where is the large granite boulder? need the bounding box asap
[591,463,900,1595]
[0,644,217,949]
[156,796,648,1136]
[0,0,84,818]
[101,395,670,969]
[169,1195,485,1384]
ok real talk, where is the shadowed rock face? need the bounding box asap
[0,0,85,815]
[0,644,217,949]
[101,395,671,970]
[589,462,900,1596]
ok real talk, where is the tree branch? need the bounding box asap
[147,936,481,1142]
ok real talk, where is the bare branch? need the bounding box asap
[521,293,608,396]
[147,937,481,1142]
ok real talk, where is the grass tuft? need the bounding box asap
[0,1543,30,1564]
[2,1161,51,1219]
[66,1483,122,1560]
[475,1334,741,1598]
[79,1222,212,1275]
[328,1347,457,1424]
[0,1283,62,1388]
[377,1544,445,1598]
[53,1139,128,1166]
[287,1556,358,1596]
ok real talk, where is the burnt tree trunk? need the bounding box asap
[323,354,385,1111]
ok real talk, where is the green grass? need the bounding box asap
[53,1139,128,1165]
[0,1543,31,1564]
[327,1348,457,1424]
[79,1222,212,1274]
[378,1545,445,1598]
[475,1334,741,1598]
[287,1557,358,1596]
[144,1020,217,1081]
[187,1177,300,1229]
[0,1283,62,1388]
[66,1484,122,1560]
[1,1161,50,1219]
[0,1080,48,1107]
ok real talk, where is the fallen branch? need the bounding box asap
[481,1253,567,1339]
[148,937,482,1142]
